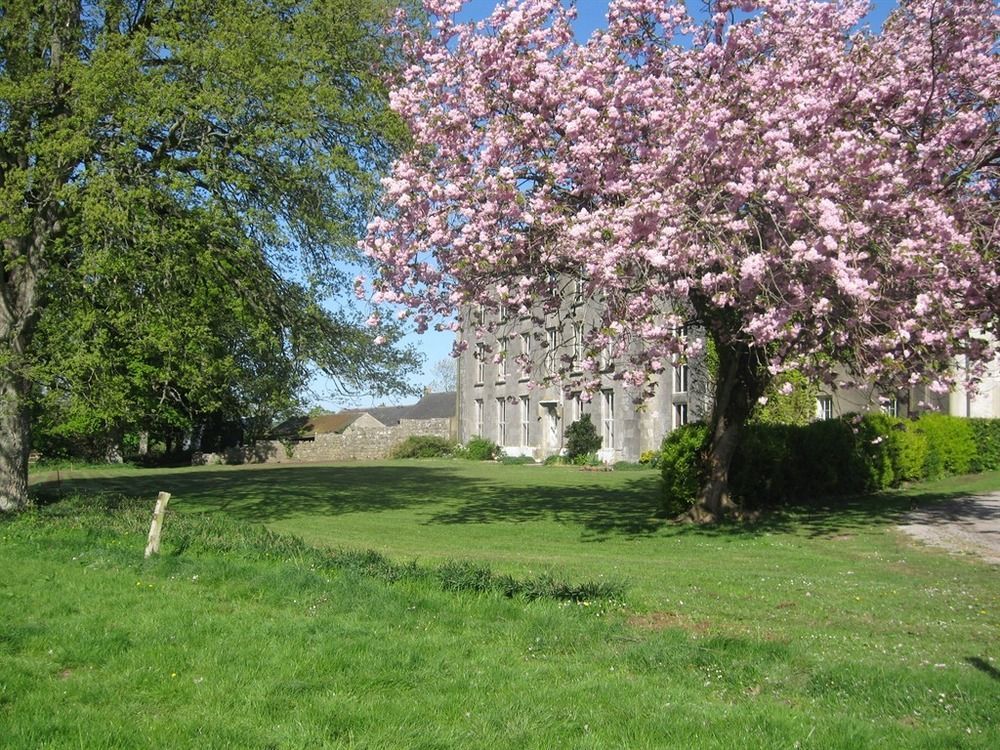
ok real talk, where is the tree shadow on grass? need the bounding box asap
[29,463,1000,543]
[662,487,1000,542]
[422,473,668,540]
[31,464,468,525]
[31,463,669,539]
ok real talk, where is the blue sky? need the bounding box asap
[315,0,903,410]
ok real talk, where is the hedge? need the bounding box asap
[661,414,1000,512]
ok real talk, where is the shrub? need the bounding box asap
[730,416,881,506]
[855,412,900,492]
[572,451,602,467]
[729,423,794,506]
[894,422,929,482]
[565,415,601,460]
[638,450,660,467]
[390,435,455,459]
[914,413,975,478]
[660,422,708,516]
[968,418,1000,472]
[463,436,502,461]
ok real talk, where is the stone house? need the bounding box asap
[193,390,457,465]
[456,301,1000,463]
[455,297,711,463]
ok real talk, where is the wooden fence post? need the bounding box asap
[144,492,172,558]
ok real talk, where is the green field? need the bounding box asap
[3,461,998,748]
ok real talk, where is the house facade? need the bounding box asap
[455,300,710,463]
[456,302,1000,463]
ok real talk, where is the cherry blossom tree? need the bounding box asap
[364,0,1000,521]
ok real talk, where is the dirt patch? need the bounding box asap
[628,611,710,634]
[897,492,1000,565]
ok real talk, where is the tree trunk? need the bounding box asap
[104,428,125,464]
[686,337,768,523]
[0,374,31,512]
[1,230,46,513]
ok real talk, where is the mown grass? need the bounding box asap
[6,461,998,748]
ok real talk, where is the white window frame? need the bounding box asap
[473,399,483,436]
[475,344,486,385]
[546,328,558,373]
[568,392,582,425]
[520,395,531,446]
[602,390,615,448]
[674,402,689,428]
[673,362,689,394]
[881,396,899,418]
[497,338,508,382]
[817,395,834,421]
[572,322,584,372]
[496,398,507,445]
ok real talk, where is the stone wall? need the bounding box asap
[192,417,456,466]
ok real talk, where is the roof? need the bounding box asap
[403,391,457,420]
[271,391,456,439]
[271,412,362,439]
[350,405,411,426]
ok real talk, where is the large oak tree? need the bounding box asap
[1,0,419,510]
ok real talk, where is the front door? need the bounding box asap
[541,403,560,457]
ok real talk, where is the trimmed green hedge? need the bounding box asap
[659,423,708,516]
[968,419,1000,472]
[661,414,1000,511]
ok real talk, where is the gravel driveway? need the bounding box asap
[898,492,1000,565]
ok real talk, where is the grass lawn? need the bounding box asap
[3,460,997,748]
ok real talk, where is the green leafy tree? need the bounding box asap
[0,0,419,509]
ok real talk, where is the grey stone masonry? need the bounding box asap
[193,416,455,465]
[455,298,711,463]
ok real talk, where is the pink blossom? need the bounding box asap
[364,0,997,417]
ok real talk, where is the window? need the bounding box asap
[473,399,483,436]
[602,390,615,448]
[881,396,899,418]
[574,277,585,304]
[673,363,689,394]
[674,402,689,428]
[520,332,531,379]
[497,338,508,382]
[572,322,584,371]
[568,392,582,424]
[496,398,507,445]
[475,344,486,384]
[546,328,558,373]
[599,346,612,372]
[816,395,834,421]
[520,332,531,357]
[520,395,531,446]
